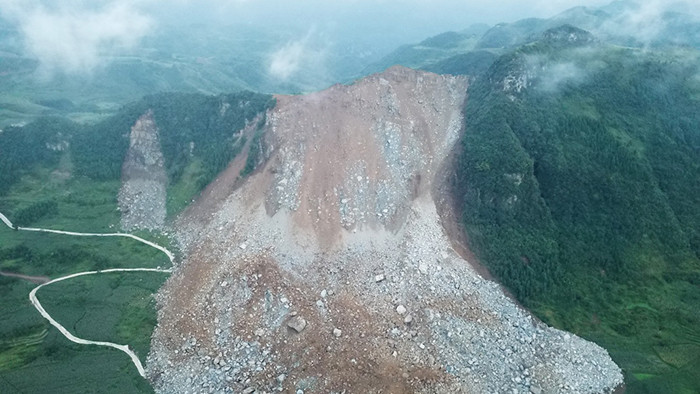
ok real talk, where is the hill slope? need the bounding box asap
[457,26,700,392]
[147,66,622,393]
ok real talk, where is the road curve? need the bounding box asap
[0,211,174,379]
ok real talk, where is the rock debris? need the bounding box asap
[147,66,623,393]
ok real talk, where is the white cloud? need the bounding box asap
[269,40,307,80]
[268,30,328,83]
[599,0,700,46]
[539,61,585,91]
[0,0,152,75]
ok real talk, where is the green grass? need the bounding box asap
[0,164,172,393]
[0,167,121,232]
[166,158,206,217]
[38,272,167,365]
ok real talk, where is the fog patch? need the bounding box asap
[0,0,152,76]
[268,30,329,84]
[539,61,586,91]
[525,55,585,93]
[599,0,700,46]
[269,40,307,80]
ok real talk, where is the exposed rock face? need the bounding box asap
[118,111,167,231]
[147,66,622,393]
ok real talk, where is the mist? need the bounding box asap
[1,0,699,107]
[0,1,151,76]
[1,0,616,77]
[598,0,700,46]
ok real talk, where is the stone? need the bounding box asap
[375,274,386,282]
[333,328,342,337]
[242,388,255,394]
[396,305,407,315]
[404,314,413,324]
[418,262,428,274]
[287,316,307,333]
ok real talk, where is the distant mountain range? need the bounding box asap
[366,0,700,76]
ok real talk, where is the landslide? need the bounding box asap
[147,66,622,393]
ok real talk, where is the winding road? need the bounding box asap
[0,212,173,379]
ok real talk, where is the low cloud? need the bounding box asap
[269,40,307,81]
[526,51,603,93]
[539,61,585,91]
[0,0,152,75]
[268,30,329,85]
[600,0,700,46]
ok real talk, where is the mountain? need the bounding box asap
[0,91,274,225]
[366,0,700,84]
[0,91,274,393]
[361,24,490,76]
[147,66,622,393]
[457,25,700,393]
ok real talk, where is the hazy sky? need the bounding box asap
[1,0,698,78]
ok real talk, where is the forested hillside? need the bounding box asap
[0,91,273,392]
[457,26,700,393]
[0,91,274,223]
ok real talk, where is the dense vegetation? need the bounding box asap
[0,117,75,196]
[0,91,271,392]
[1,91,274,217]
[457,33,700,393]
[0,225,168,393]
[0,170,170,392]
[72,91,275,215]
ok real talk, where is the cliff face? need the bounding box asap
[118,110,167,231]
[147,66,622,393]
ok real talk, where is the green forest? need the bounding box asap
[1,91,274,220]
[457,36,700,393]
[0,91,273,392]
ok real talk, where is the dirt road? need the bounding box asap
[0,211,173,379]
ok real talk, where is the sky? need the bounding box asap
[0,0,613,75]
[0,0,698,80]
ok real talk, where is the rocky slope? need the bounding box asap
[147,66,623,393]
[118,110,167,231]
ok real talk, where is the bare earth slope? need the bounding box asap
[147,66,623,393]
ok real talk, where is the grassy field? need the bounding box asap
[0,167,172,393]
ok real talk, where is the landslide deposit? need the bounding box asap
[118,110,167,231]
[147,66,623,393]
